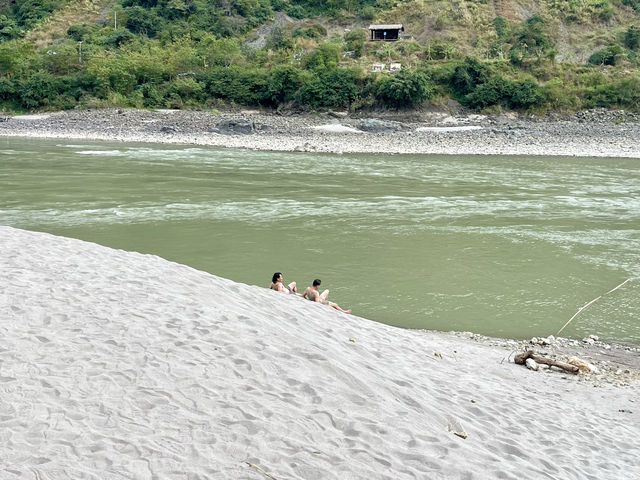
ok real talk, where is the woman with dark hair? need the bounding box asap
[270,272,298,294]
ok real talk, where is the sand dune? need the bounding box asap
[1,226,638,479]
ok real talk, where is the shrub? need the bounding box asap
[62,70,98,101]
[586,0,613,22]
[168,77,205,103]
[16,71,62,109]
[426,41,459,60]
[0,15,23,40]
[66,24,92,41]
[302,42,341,71]
[541,78,579,110]
[616,76,640,109]
[361,6,376,20]
[12,0,64,29]
[508,77,543,109]
[625,25,640,50]
[584,76,640,109]
[125,6,160,36]
[296,68,360,108]
[292,24,327,39]
[450,57,492,97]
[463,75,542,110]
[204,66,268,105]
[86,54,137,96]
[264,64,304,105]
[0,41,35,75]
[493,16,509,40]
[0,77,16,101]
[268,25,293,50]
[375,69,435,107]
[583,83,620,108]
[103,30,135,48]
[509,14,554,65]
[344,29,366,58]
[588,44,623,65]
[463,75,510,109]
[287,5,306,19]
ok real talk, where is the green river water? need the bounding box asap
[1,138,639,343]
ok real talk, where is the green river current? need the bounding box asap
[1,138,639,343]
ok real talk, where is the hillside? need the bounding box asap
[0,0,639,112]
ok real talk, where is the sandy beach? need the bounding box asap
[1,107,640,157]
[1,226,638,479]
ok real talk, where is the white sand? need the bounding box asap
[1,226,638,479]
[11,114,51,120]
[311,124,364,134]
[415,126,483,132]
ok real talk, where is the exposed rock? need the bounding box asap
[525,358,539,371]
[327,110,349,119]
[216,119,257,135]
[245,12,296,50]
[357,118,404,133]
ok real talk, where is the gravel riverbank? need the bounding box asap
[1,107,640,157]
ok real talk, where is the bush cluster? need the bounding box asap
[1,0,640,113]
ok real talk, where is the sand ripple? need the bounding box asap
[0,226,638,479]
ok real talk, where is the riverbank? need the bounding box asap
[2,107,640,157]
[1,226,638,479]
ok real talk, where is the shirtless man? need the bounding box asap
[270,272,298,294]
[302,279,351,314]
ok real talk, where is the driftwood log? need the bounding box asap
[514,350,579,374]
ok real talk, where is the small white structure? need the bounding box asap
[390,62,402,72]
[371,63,385,72]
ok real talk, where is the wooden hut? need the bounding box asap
[368,24,404,41]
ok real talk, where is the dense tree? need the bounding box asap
[264,64,304,105]
[375,70,434,107]
[0,0,639,113]
[450,57,492,97]
[588,45,623,65]
[296,68,360,108]
[625,25,640,50]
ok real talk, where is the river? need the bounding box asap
[2,138,639,342]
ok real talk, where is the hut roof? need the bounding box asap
[368,24,404,30]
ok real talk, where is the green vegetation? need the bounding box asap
[0,0,640,112]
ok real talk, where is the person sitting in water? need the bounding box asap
[302,279,351,314]
[270,272,298,294]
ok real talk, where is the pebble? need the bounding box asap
[2,108,640,157]
[526,358,539,371]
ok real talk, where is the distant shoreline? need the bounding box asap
[1,107,640,157]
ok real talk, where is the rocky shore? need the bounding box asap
[2,107,640,157]
[451,331,640,388]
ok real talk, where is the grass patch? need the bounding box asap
[26,0,116,48]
